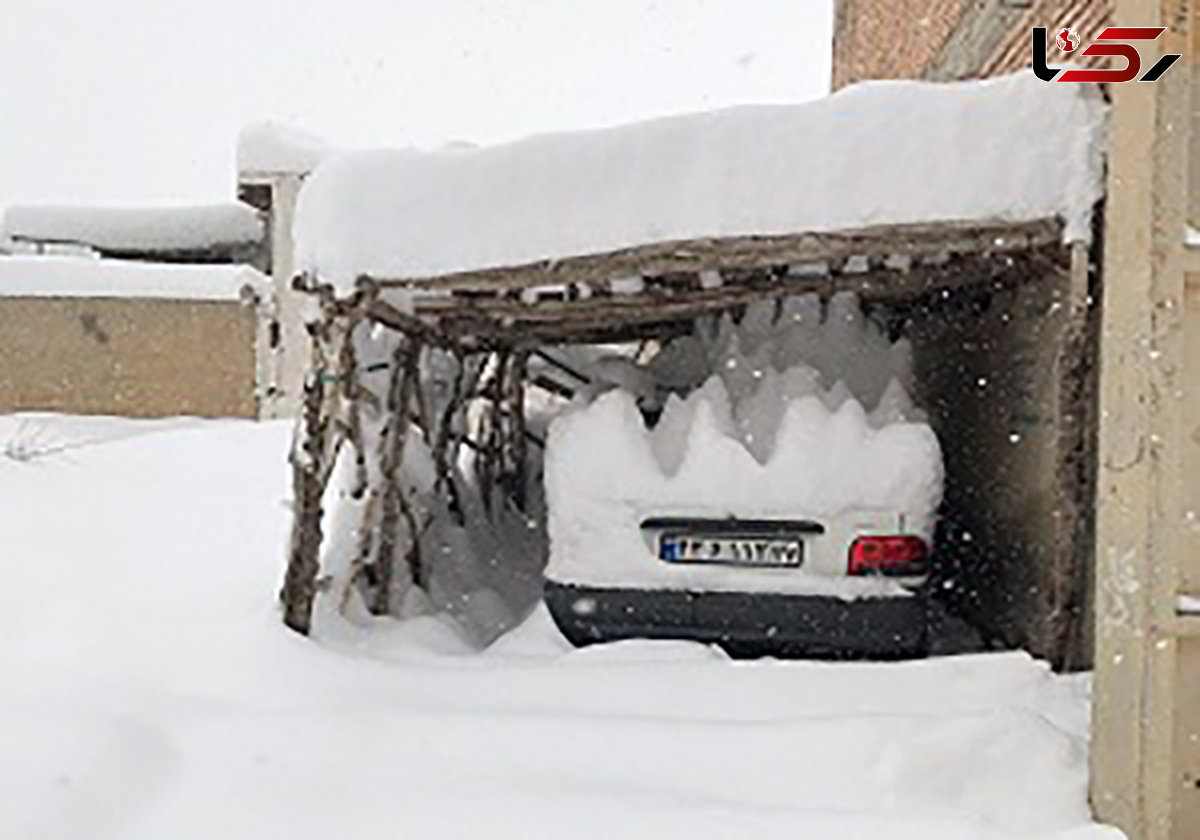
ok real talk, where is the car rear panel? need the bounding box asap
[544,580,930,659]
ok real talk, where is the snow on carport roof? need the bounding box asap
[3,203,263,256]
[294,72,1105,293]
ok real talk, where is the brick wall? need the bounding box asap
[832,0,965,88]
[833,0,1112,87]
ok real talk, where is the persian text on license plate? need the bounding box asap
[658,535,803,567]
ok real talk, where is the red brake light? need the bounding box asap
[848,535,928,576]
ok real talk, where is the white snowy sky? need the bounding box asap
[0,1,832,211]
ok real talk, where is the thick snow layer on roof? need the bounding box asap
[237,122,331,176]
[295,72,1105,290]
[3,203,263,253]
[0,256,265,301]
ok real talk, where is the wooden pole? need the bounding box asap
[280,302,356,634]
[370,338,419,614]
[497,350,529,509]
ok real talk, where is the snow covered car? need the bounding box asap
[541,293,944,658]
[545,511,934,658]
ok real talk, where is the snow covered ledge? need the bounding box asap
[4,203,263,262]
[293,71,1105,295]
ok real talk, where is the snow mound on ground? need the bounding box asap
[562,638,730,664]
[312,332,549,649]
[0,416,1116,839]
[484,602,575,658]
[318,611,480,660]
[3,203,262,253]
[295,71,1105,291]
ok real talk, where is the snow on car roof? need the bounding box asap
[294,72,1105,293]
[3,203,263,255]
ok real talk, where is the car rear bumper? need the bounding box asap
[544,580,929,659]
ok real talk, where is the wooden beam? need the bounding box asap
[1050,239,1101,670]
[363,247,1062,346]
[369,217,1063,293]
[280,306,358,634]
[366,295,692,346]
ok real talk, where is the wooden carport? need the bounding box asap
[277,214,1099,677]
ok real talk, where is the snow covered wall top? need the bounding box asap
[295,72,1105,291]
[237,122,331,176]
[3,203,263,254]
[0,257,267,301]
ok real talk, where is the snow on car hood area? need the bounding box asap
[0,414,1119,840]
[545,292,943,596]
[294,71,1105,291]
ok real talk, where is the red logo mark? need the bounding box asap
[1033,26,1180,83]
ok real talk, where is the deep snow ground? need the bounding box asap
[0,414,1122,840]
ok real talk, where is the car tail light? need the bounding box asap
[848,535,929,576]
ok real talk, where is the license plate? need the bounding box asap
[659,535,803,567]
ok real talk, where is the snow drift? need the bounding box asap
[0,414,1118,840]
[295,71,1105,291]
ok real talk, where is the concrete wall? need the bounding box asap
[1171,637,1200,837]
[1168,264,1200,839]
[903,246,1096,667]
[1089,3,1195,838]
[239,171,310,420]
[0,296,257,418]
